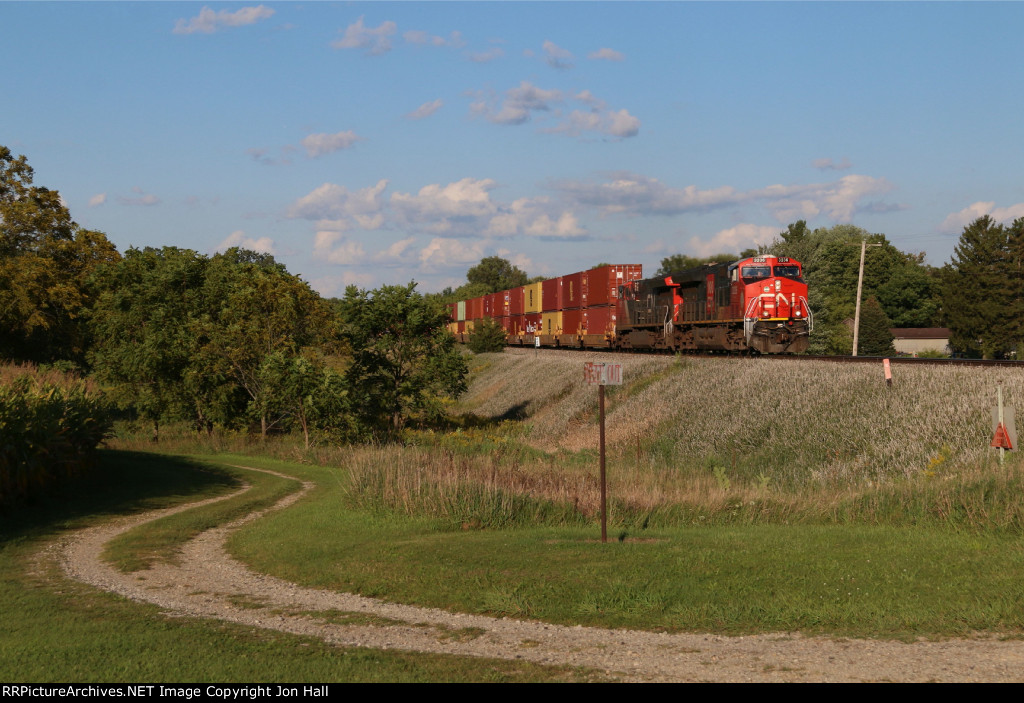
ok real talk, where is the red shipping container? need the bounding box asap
[499,316,512,333]
[469,296,484,320]
[562,309,585,335]
[508,286,524,316]
[586,265,643,307]
[507,314,524,335]
[541,277,563,312]
[562,271,585,309]
[584,305,618,335]
[496,291,510,317]
[523,313,542,335]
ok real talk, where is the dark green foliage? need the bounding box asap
[655,252,738,277]
[467,316,508,354]
[438,257,532,303]
[466,256,529,293]
[0,145,120,365]
[942,216,1024,358]
[857,296,895,356]
[88,247,336,439]
[339,282,468,435]
[766,222,942,355]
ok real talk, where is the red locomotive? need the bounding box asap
[450,255,811,354]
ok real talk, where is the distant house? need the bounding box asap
[889,328,951,356]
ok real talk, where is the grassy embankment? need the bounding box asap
[101,352,1024,639]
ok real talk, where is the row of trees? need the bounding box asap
[1,146,466,443]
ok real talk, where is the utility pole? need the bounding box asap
[851,238,883,357]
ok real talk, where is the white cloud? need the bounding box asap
[685,224,779,258]
[311,272,375,297]
[403,29,465,48]
[542,40,574,70]
[373,236,418,265]
[552,172,893,223]
[391,178,500,233]
[753,174,895,222]
[471,81,564,125]
[173,5,274,35]
[406,99,443,120]
[468,47,504,63]
[546,108,640,139]
[88,193,106,207]
[418,237,486,270]
[524,211,587,239]
[215,230,276,255]
[812,157,852,171]
[484,197,587,240]
[940,201,1024,233]
[588,47,624,61]
[117,187,161,207]
[287,180,388,230]
[331,16,397,55]
[301,131,363,158]
[312,231,366,265]
[472,83,639,139]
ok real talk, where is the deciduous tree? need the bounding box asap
[339,282,467,434]
[0,146,119,364]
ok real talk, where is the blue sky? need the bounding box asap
[4,1,1024,295]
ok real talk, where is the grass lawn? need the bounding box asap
[0,450,602,683]
[111,452,1024,641]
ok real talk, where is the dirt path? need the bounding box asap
[54,465,1024,682]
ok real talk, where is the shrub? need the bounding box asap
[468,317,508,354]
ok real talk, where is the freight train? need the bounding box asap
[448,255,812,354]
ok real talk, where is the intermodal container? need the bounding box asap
[524,283,543,314]
[508,314,524,335]
[562,308,585,335]
[562,271,585,309]
[541,277,563,312]
[541,311,562,336]
[584,305,617,335]
[587,265,643,307]
[523,313,542,334]
[469,297,484,320]
[508,286,524,316]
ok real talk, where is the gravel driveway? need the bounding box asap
[53,465,1024,682]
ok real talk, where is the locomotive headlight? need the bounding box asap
[775,280,781,292]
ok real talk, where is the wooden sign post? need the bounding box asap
[584,362,622,543]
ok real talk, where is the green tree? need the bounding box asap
[191,249,336,438]
[858,296,895,356]
[0,146,120,364]
[467,316,508,353]
[88,247,212,440]
[465,256,529,293]
[655,253,738,277]
[767,223,941,355]
[89,247,336,438]
[339,282,467,435]
[942,215,1024,358]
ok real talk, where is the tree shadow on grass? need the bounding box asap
[0,449,238,542]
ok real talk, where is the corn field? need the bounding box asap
[0,364,113,509]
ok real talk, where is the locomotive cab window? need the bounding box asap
[773,265,802,281]
[740,265,770,282]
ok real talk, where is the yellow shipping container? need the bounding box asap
[541,311,562,336]
[524,282,543,314]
